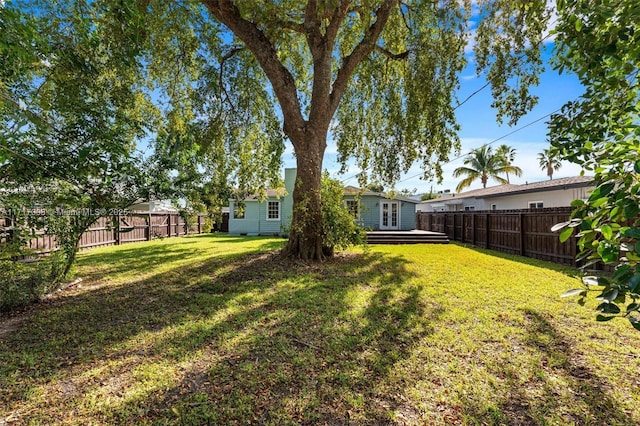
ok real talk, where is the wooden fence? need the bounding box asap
[417,208,580,266]
[1,211,228,255]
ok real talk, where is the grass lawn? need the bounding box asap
[1,235,639,425]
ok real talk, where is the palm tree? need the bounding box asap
[495,144,520,183]
[453,145,523,192]
[537,148,562,180]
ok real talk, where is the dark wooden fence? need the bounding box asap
[1,211,228,255]
[417,208,579,266]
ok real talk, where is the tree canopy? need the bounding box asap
[2,0,554,260]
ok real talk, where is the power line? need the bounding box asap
[394,107,561,185]
[341,19,559,184]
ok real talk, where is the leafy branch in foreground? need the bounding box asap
[550,0,640,330]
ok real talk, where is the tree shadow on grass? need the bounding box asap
[74,235,285,282]
[0,247,442,425]
[459,309,632,425]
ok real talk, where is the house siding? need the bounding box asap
[400,202,416,230]
[258,200,283,235]
[359,195,380,230]
[418,181,594,212]
[486,187,591,210]
[229,200,262,234]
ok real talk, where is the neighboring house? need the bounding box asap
[228,168,419,236]
[129,199,179,212]
[417,176,594,212]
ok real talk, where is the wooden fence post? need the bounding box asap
[486,213,490,249]
[198,215,202,234]
[452,214,456,240]
[167,214,171,237]
[472,213,476,246]
[443,214,447,237]
[461,214,465,243]
[115,214,120,245]
[519,213,525,256]
[147,213,152,241]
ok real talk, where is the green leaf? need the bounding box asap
[626,303,639,313]
[596,302,621,314]
[600,224,613,240]
[559,226,574,242]
[629,317,640,331]
[597,289,619,303]
[574,18,583,32]
[634,160,640,174]
[588,182,615,202]
[623,228,640,239]
[596,314,615,322]
[590,197,609,208]
[597,242,619,264]
[629,274,640,294]
[561,288,586,298]
[624,203,639,220]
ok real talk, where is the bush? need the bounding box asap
[0,252,67,312]
[320,172,367,256]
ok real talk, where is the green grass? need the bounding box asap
[1,235,639,425]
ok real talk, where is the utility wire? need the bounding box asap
[341,18,560,185]
[394,107,561,184]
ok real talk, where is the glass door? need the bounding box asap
[380,201,399,230]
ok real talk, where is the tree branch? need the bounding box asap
[329,0,399,116]
[325,0,352,46]
[306,1,352,128]
[201,0,305,138]
[219,46,244,113]
[375,45,410,60]
[399,2,412,31]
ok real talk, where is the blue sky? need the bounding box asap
[280,48,585,194]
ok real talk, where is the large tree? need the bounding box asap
[4,0,553,260]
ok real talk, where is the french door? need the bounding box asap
[380,201,399,230]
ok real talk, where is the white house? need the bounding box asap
[417,176,594,212]
[129,199,179,212]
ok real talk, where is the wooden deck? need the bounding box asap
[366,230,449,244]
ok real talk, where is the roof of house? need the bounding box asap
[235,187,287,201]
[420,176,594,204]
[236,185,421,203]
[343,186,421,203]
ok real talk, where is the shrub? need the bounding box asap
[0,252,67,312]
[320,172,367,256]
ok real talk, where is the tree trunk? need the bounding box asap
[281,130,326,261]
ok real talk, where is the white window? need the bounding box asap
[267,201,280,220]
[233,202,245,219]
[464,206,475,211]
[528,201,544,209]
[346,200,359,218]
